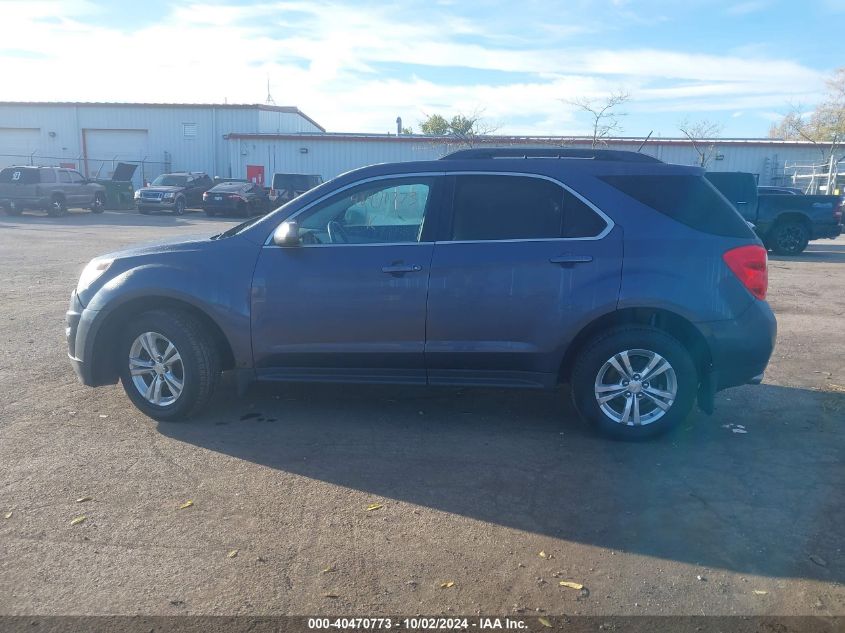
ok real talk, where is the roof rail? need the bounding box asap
[440,147,662,163]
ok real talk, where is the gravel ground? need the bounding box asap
[0,210,843,617]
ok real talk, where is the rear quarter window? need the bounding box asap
[600,174,754,238]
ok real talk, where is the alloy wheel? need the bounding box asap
[594,349,677,426]
[128,331,185,406]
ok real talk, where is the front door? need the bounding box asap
[425,173,623,387]
[251,175,443,383]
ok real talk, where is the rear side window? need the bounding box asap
[0,168,39,184]
[449,175,607,241]
[600,174,754,237]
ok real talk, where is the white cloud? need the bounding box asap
[0,0,829,136]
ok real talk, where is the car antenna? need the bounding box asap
[637,131,653,153]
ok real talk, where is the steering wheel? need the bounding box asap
[327,220,350,244]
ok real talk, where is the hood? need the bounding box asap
[140,185,184,193]
[111,162,137,182]
[103,234,218,261]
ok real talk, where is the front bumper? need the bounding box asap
[698,298,777,392]
[137,199,178,211]
[66,290,107,386]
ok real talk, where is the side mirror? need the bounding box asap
[272,220,300,246]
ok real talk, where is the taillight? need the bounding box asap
[723,245,768,300]
[202,192,209,201]
[833,198,843,224]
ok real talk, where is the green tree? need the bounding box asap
[418,111,498,146]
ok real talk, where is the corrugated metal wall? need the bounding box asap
[227,136,833,186]
[0,104,317,186]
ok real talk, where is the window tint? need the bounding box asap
[297,178,433,245]
[40,169,56,183]
[562,191,608,238]
[58,170,71,183]
[601,174,754,238]
[451,175,563,241]
[0,168,38,184]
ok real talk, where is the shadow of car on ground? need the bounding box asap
[158,380,845,585]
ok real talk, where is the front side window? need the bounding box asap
[449,175,606,241]
[295,178,434,245]
[68,171,85,183]
[58,170,71,183]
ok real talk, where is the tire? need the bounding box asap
[90,192,106,214]
[570,326,697,440]
[174,197,186,216]
[237,202,248,218]
[118,310,221,421]
[769,220,809,255]
[47,196,68,217]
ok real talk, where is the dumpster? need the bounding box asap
[95,162,137,210]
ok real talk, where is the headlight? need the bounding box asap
[163,192,175,199]
[77,258,113,292]
[134,190,141,199]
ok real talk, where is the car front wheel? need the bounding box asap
[570,326,697,439]
[174,198,186,215]
[118,310,220,421]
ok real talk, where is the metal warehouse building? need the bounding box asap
[0,101,836,189]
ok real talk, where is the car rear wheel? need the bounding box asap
[570,326,697,440]
[770,220,809,255]
[118,310,221,421]
[47,196,68,217]
[174,197,186,216]
[90,193,106,214]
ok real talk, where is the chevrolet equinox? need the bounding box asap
[66,148,776,439]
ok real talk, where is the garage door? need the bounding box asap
[0,128,41,168]
[83,129,149,185]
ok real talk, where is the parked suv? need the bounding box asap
[0,166,106,216]
[66,148,776,439]
[269,172,323,204]
[135,172,213,215]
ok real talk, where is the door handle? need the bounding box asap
[381,264,422,274]
[550,255,593,266]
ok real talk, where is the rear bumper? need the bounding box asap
[698,299,777,391]
[0,196,50,210]
[811,224,842,240]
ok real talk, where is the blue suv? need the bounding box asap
[66,148,776,439]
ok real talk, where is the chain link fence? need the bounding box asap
[0,153,174,188]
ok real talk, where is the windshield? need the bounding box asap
[151,175,187,187]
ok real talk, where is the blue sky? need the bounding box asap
[0,0,841,137]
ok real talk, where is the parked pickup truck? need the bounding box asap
[706,172,843,255]
[0,165,106,216]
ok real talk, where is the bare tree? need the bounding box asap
[678,118,724,167]
[769,67,845,163]
[563,90,630,148]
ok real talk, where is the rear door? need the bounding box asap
[425,172,623,387]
